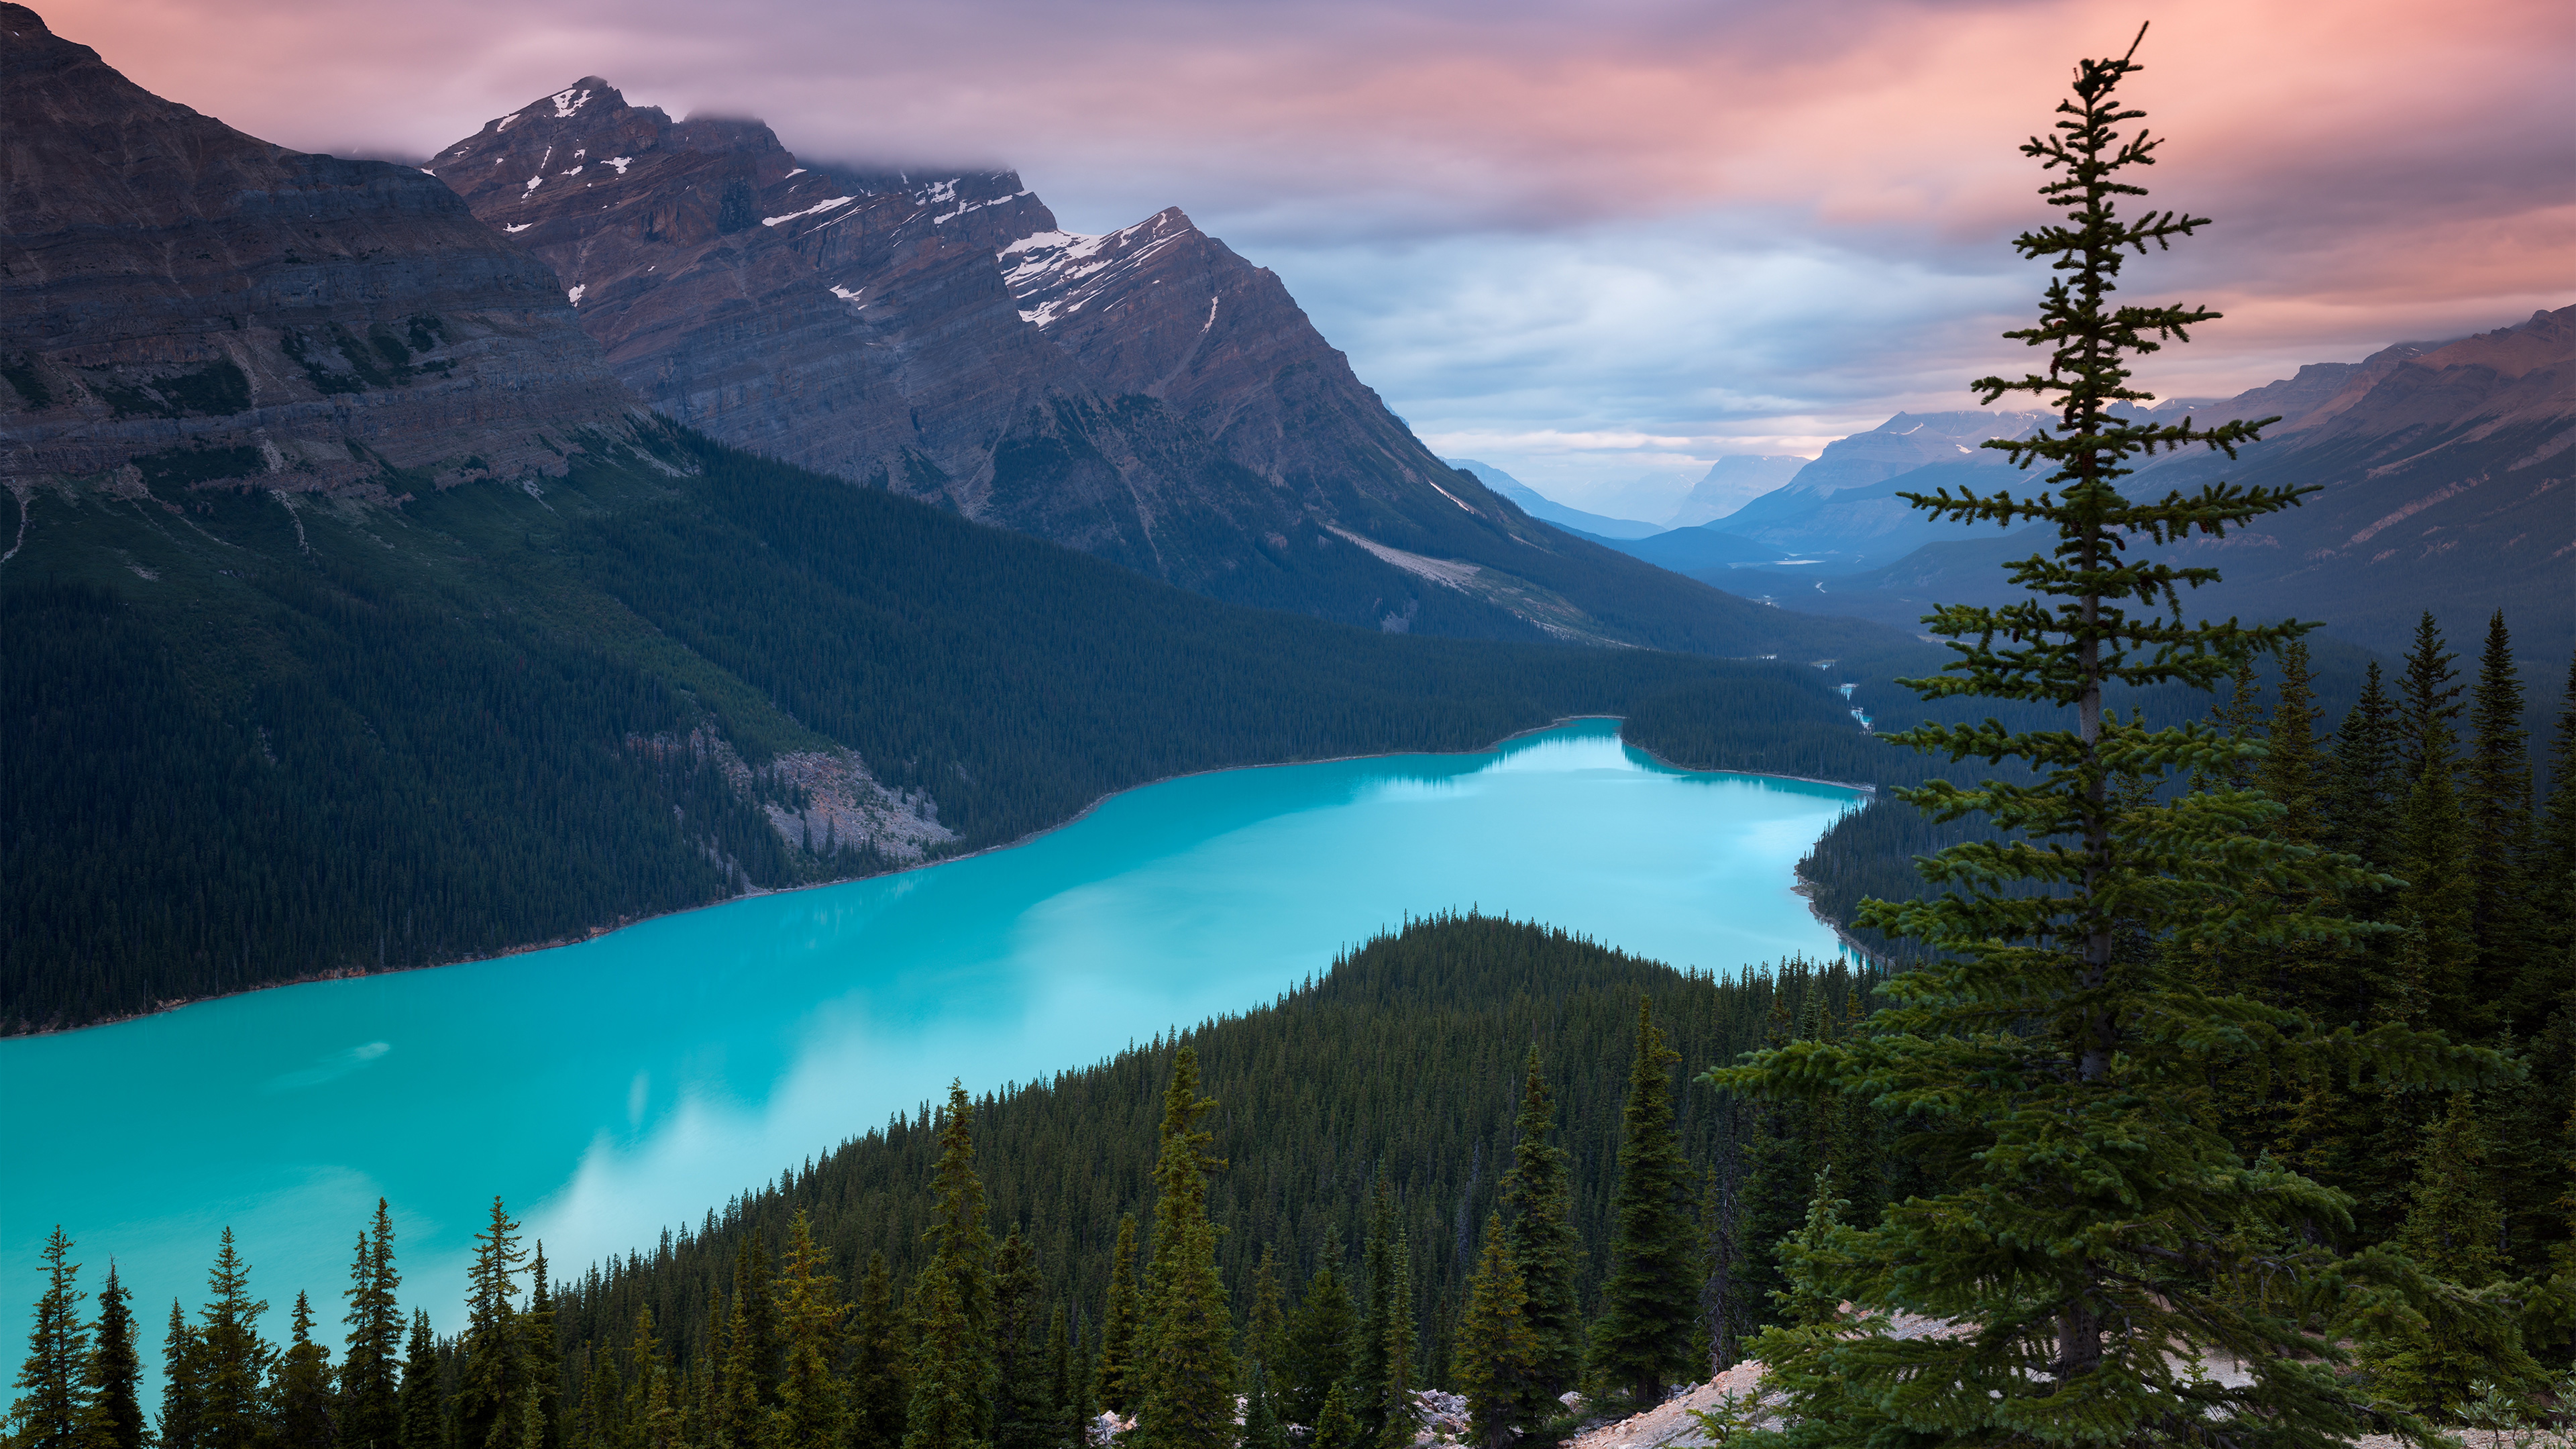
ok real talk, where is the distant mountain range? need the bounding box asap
[1570,320,2573,660]
[1667,455,1809,527]
[1443,460,1667,539]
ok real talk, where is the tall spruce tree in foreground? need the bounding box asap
[523,1245,561,1449]
[1095,1217,1142,1417]
[1454,1216,1538,1449]
[773,1212,849,1449]
[1279,1248,1354,1430]
[271,1293,336,1449]
[457,1197,528,1449]
[1131,1047,1235,1449]
[908,1085,997,1449]
[81,1262,144,1449]
[847,1252,908,1449]
[1707,27,2502,1444]
[1589,1003,1697,1407]
[396,1312,440,1449]
[1497,1049,1581,1401]
[343,1202,403,1449]
[5,1228,87,1449]
[195,1229,272,1449]
[158,1300,205,1449]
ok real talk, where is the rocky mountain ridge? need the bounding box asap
[425,75,1917,661]
[0,6,640,503]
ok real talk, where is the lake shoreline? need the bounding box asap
[6,715,1869,1040]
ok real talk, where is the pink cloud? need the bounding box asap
[35,0,2572,463]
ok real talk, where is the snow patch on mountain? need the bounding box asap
[762,195,854,228]
[998,215,1191,329]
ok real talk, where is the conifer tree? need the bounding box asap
[2531,658,2576,1007]
[396,1312,440,1449]
[621,1308,680,1449]
[1769,1173,1847,1331]
[1132,1047,1235,1449]
[847,1253,908,1449]
[195,1229,273,1449]
[271,1293,337,1449]
[1696,1167,1739,1377]
[2464,612,2537,1026]
[1367,1239,1411,1449]
[1041,1309,1074,1449]
[78,1262,142,1449]
[575,1346,620,1449]
[343,1203,404,1449]
[992,1228,1051,1449]
[2325,662,2402,878]
[1238,1363,1285,1449]
[1453,1217,1536,1449]
[2255,643,2328,1001]
[1707,29,2502,1443]
[730,1235,779,1415]
[6,1228,88,1449]
[1278,1255,1352,1430]
[770,1212,847,1449]
[908,1085,997,1449]
[904,1266,986,1449]
[1308,1382,1356,1449]
[523,1246,561,1449]
[1094,1219,1141,1417]
[1065,1343,1098,1449]
[713,1292,758,1449]
[1245,1248,1286,1378]
[685,1310,716,1449]
[456,1198,529,1449]
[1723,1000,1806,1336]
[1494,1050,1580,1401]
[2396,1094,2507,1290]
[2356,1092,2549,1413]
[1351,1193,1395,1445]
[1589,1003,1696,1407]
[158,1301,205,1449]
[2397,613,2482,1040]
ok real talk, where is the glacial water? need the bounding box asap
[0,720,1858,1344]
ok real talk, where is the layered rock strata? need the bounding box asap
[0,6,639,496]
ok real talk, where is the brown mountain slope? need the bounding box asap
[0,6,637,499]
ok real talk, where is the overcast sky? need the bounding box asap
[53,0,2573,517]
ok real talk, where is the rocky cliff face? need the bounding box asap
[431,83,1287,581]
[0,6,638,499]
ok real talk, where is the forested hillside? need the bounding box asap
[2,425,1896,1034]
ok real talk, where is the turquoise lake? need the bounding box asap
[0,720,1858,1341]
